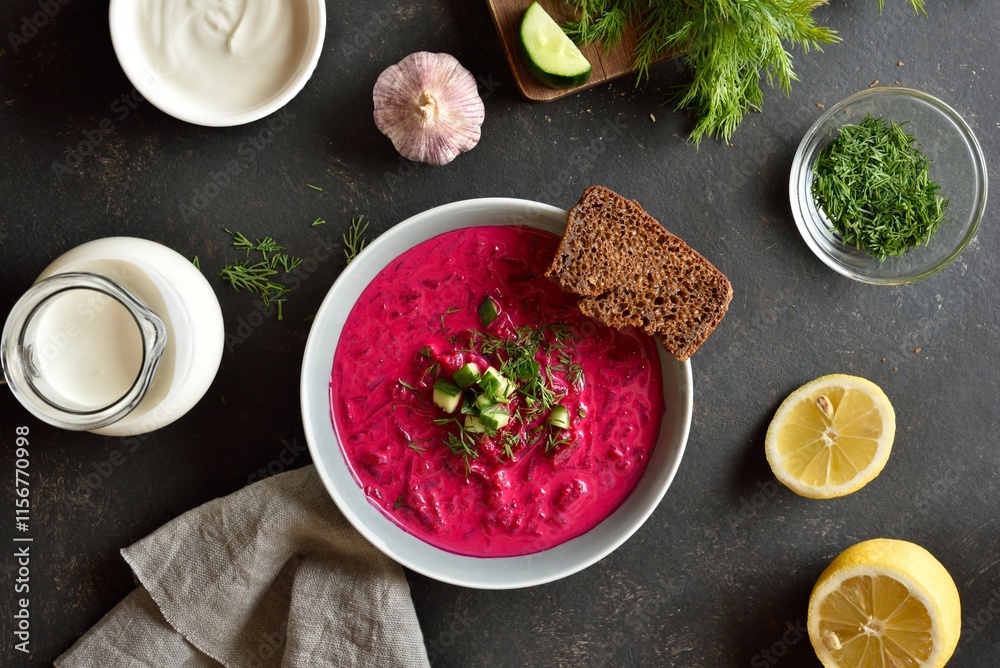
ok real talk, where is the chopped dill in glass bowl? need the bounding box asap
[790,87,987,284]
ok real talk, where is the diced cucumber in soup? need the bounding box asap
[433,380,462,413]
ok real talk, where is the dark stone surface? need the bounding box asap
[0,0,998,666]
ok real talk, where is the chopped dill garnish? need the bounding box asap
[307,183,323,191]
[398,379,419,391]
[276,255,302,272]
[422,322,586,461]
[812,114,948,259]
[420,361,441,384]
[218,260,289,317]
[501,432,521,459]
[311,217,326,226]
[192,256,200,270]
[549,323,572,343]
[545,432,571,453]
[443,428,478,460]
[393,495,405,510]
[566,363,584,389]
[406,439,429,455]
[218,230,302,320]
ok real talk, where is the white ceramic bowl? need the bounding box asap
[300,198,693,589]
[109,0,325,127]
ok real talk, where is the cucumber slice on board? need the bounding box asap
[518,2,592,89]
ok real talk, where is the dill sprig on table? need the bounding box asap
[218,230,303,320]
[563,0,926,145]
[343,216,369,264]
[811,114,948,260]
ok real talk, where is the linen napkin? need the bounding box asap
[55,464,431,668]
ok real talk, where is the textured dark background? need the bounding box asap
[1,0,998,666]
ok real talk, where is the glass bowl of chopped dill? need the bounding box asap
[790,87,987,284]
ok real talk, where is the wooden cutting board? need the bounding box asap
[486,0,669,101]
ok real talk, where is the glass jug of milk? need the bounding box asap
[1,237,225,436]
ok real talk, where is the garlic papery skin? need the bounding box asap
[373,52,485,166]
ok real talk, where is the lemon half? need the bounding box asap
[808,538,961,668]
[765,374,895,499]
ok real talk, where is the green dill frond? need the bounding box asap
[343,216,369,264]
[565,0,934,145]
[219,230,301,320]
[878,0,927,17]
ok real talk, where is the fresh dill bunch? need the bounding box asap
[879,0,926,16]
[564,0,927,144]
[563,0,644,49]
[565,0,837,144]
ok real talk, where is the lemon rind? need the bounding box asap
[807,539,961,668]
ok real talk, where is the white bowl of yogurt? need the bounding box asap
[109,0,326,127]
[301,198,693,589]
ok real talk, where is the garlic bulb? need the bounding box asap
[373,52,485,166]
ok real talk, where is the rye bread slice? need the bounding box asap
[545,185,733,361]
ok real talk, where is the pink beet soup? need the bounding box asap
[330,225,664,557]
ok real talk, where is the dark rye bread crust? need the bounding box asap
[545,185,733,361]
